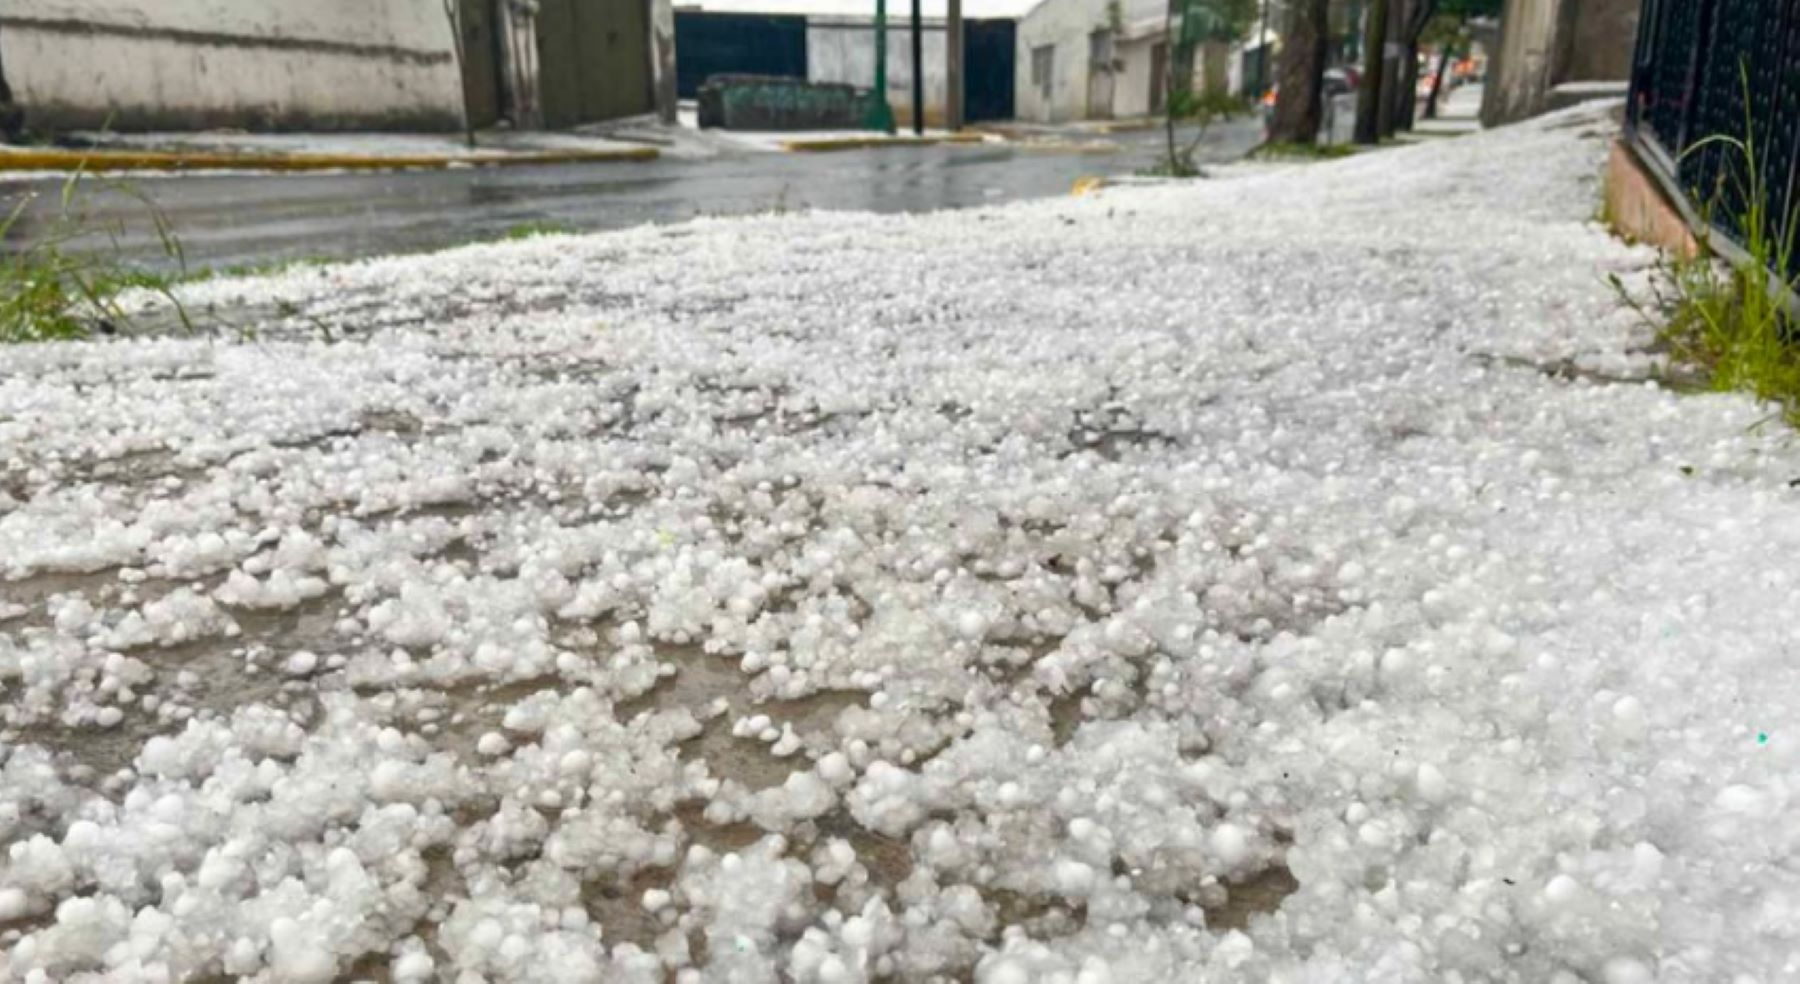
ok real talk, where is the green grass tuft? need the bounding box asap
[1,171,197,343]
[1614,65,1800,425]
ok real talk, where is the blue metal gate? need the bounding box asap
[675,13,810,99]
[1627,0,1800,279]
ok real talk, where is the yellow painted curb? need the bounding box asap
[1092,119,1160,134]
[779,133,990,153]
[1070,176,1107,196]
[0,145,660,173]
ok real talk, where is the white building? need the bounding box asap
[677,0,1248,125]
[0,0,675,133]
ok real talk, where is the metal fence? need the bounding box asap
[1626,0,1800,280]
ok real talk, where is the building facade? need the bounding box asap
[0,0,672,133]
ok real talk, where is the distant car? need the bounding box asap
[1261,67,1357,115]
[1324,67,1358,97]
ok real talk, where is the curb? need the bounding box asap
[0,145,660,174]
[778,133,990,153]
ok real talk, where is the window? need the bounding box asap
[1088,30,1114,70]
[1031,44,1055,100]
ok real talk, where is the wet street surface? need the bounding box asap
[0,119,1262,272]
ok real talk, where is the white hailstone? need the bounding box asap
[771,727,804,757]
[1209,823,1250,866]
[817,752,854,784]
[392,951,436,983]
[1054,859,1097,895]
[956,611,988,641]
[1357,821,1391,849]
[1415,764,1448,804]
[477,732,511,756]
[1715,785,1768,816]
[1610,695,1647,737]
[0,887,29,921]
[282,651,319,677]
[1543,874,1581,906]
[1602,957,1654,984]
[559,750,593,777]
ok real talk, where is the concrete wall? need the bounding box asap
[1481,0,1638,126]
[1013,0,1210,123]
[808,18,951,127]
[1,0,465,131]
[1114,36,1159,118]
[1015,0,1107,122]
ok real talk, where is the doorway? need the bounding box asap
[537,0,654,127]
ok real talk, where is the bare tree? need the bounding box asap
[1267,0,1329,145]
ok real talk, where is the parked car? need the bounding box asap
[1259,66,1359,119]
[1324,67,1359,97]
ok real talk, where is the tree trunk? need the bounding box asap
[1376,0,1404,139]
[1394,41,1418,131]
[1352,0,1388,144]
[1268,0,1330,144]
[1389,0,1436,132]
[1164,0,1178,170]
[1424,41,1452,119]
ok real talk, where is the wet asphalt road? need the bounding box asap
[0,118,1262,273]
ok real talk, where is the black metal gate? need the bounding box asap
[1627,0,1800,279]
[963,19,1016,122]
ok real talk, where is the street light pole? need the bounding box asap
[866,0,896,132]
[1254,0,1271,96]
[947,0,964,130]
[910,0,924,134]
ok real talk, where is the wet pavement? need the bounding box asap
[0,118,1262,272]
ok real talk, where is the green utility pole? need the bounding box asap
[910,0,924,135]
[1253,0,1271,97]
[865,0,897,132]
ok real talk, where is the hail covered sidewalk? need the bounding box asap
[4,102,1798,983]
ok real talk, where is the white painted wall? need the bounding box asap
[1113,36,1158,118]
[1013,0,1164,122]
[2,0,465,130]
[807,18,950,127]
[1014,0,1096,122]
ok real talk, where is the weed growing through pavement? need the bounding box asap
[1610,68,1800,425]
[0,169,197,342]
